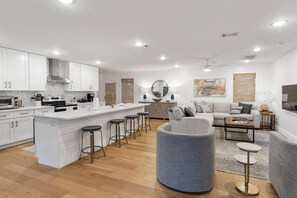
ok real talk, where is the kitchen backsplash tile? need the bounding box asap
[0,83,98,106]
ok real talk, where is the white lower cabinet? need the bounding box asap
[14,117,33,142]
[0,119,13,145]
[0,114,34,149]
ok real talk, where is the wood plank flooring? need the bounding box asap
[0,119,278,198]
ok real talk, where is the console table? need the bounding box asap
[139,101,177,119]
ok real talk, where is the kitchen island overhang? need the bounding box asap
[34,104,146,168]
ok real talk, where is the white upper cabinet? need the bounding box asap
[80,64,99,91]
[0,48,5,90]
[29,54,47,91]
[4,49,29,90]
[65,62,81,91]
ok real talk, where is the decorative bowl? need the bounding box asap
[152,98,162,102]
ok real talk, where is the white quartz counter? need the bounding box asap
[34,103,146,120]
[0,105,54,113]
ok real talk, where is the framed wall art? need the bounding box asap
[194,78,226,97]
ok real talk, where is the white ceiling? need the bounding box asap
[0,0,297,72]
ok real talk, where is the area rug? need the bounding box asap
[215,129,270,180]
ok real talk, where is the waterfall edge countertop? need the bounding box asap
[34,103,147,120]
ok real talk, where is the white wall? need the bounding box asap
[99,64,272,107]
[271,48,297,140]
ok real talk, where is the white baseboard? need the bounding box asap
[275,125,297,141]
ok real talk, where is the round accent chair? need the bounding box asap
[156,118,215,193]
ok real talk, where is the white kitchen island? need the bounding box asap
[34,103,146,168]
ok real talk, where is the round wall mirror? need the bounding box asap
[151,80,169,98]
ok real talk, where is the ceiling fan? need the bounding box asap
[197,59,228,72]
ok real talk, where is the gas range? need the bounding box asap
[42,96,78,112]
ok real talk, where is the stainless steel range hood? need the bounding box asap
[47,59,72,84]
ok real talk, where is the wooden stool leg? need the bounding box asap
[100,130,106,157]
[145,115,147,133]
[117,124,121,148]
[90,131,95,163]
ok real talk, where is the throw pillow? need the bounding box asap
[187,105,196,115]
[230,106,243,114]
[194,101,203,113]
[199,104,212,113]
[239,102,253,114]
[172,108,184,120]
[203,101,214,112]
[184,107,195,117]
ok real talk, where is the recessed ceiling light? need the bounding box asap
[271,20,288,28]
[95,60,101,65]
[134,41,144,47]
[252,47,261,52]
[53,50,60,55]
[243,59,250,63]
[160,56,166,61]
[203,67,211,72]
[58,0,74,4]
[277,42,285,46]
[174,64,179,68]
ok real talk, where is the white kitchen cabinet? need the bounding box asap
[0,119,13,145]
[0,48,5,90]
[14,117,33,142]
[29,54,47,91]
[65,62,81,91]
[6,49,29,90]
[80,64,99,91]
[0,110,34,148]
[0,48,29,91]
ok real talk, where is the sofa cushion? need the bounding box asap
[239,102,253,114]
[214,102,231,113]
[230,106,243,114]
[199,104,212,113]
[213,113,231,120]
[194,113,214,124]
[184,107,195,117]
[204,101,214,112]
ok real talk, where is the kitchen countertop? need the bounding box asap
[0,105,54,113]
[34,103,146,120]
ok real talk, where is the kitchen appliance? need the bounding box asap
[0,96,16,110]
[87,93,95,102]
[42,96,78,112]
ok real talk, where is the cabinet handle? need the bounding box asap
[20,112,29,115]
[4,81,7,88]
[41,111,48,113]
[11,121,14,128]
[0,115,7,118]
[9,82,11,88]
[16,121,18,127]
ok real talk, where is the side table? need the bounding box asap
[235,142,262,196]
[260,111,275,131]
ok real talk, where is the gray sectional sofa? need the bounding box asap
[169,101,261,125]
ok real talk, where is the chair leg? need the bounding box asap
[80,131,84,160]
[117,124,121,148]
[108,123,112,146]
[144,115,147,133]
[123,122,128,144]
[148,116,152,130]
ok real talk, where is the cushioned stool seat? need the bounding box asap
[109,119,125,124]
[82,125,102,131]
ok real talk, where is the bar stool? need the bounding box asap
[125,115,141,139]
[80,125,106,163]
[138,112,151,133]
[234,142,262,196]
[108,119,127,148]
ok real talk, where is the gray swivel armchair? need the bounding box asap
[269,132,297,198]
[156,118,215,193]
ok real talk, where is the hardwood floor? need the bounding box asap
[0,119,278,198]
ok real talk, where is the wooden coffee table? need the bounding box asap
[213,117,260,143]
